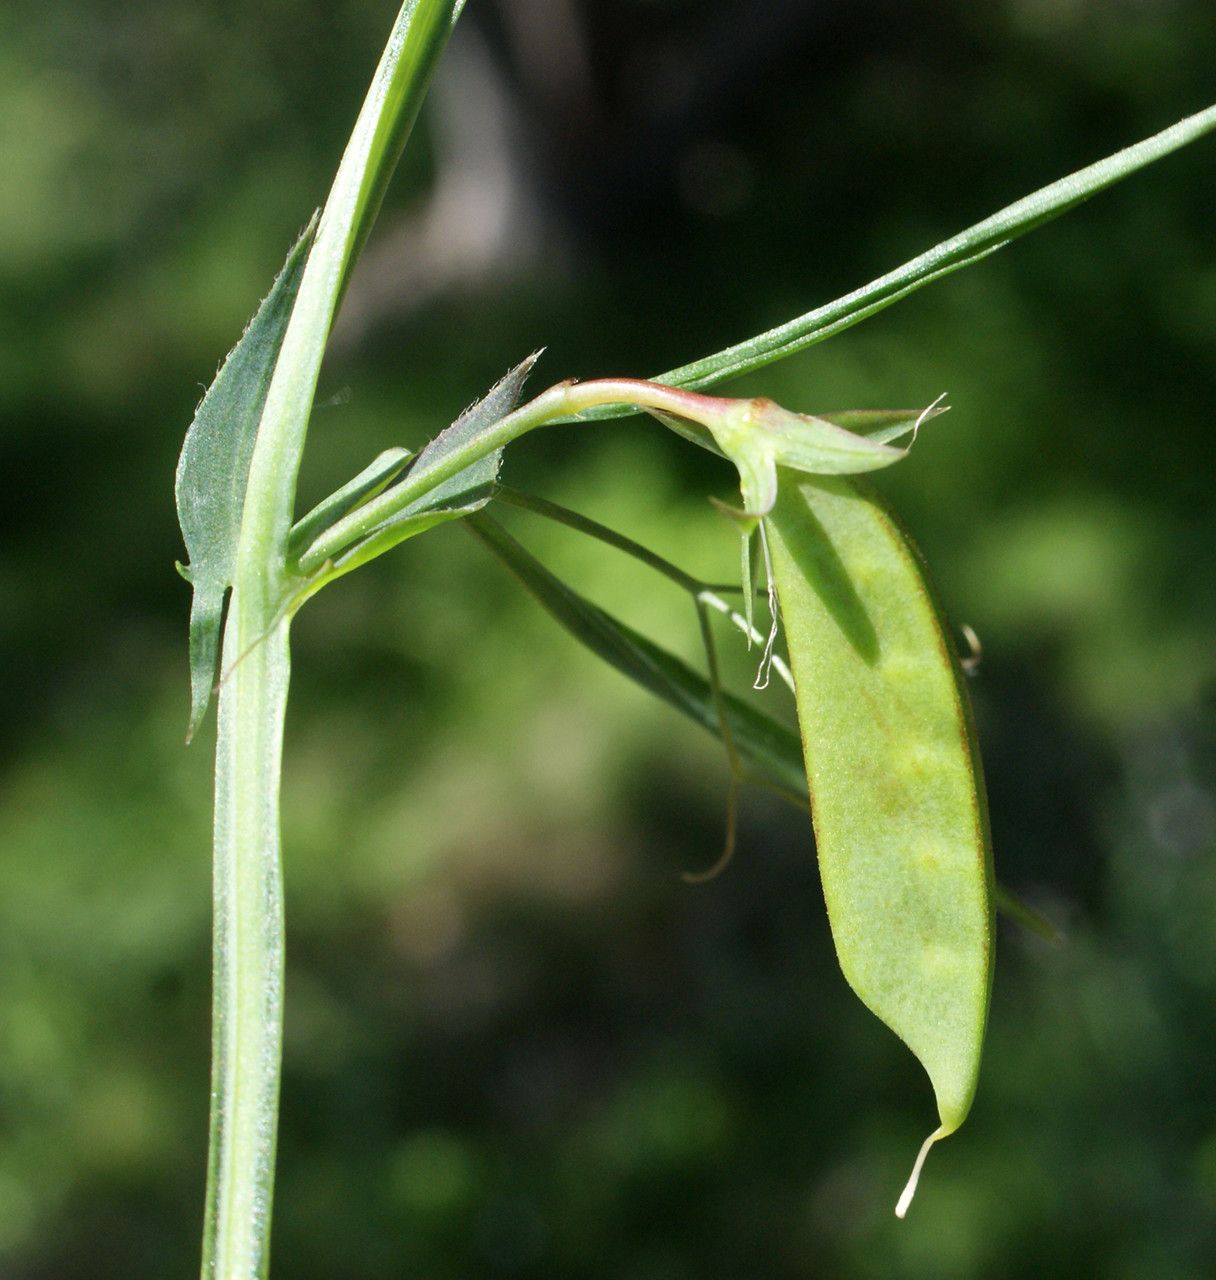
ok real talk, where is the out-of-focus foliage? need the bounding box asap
[1,0,1214,1275]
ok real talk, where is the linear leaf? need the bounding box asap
[288,447,413,559]
[468,513,807,800]
[565,102,1216,416]
[661,103,1216,388]
[492,485,793,687]
[174,220,316,741]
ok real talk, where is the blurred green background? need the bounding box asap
[2,0,1215,1275]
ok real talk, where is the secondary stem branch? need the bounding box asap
[295,379,734,573]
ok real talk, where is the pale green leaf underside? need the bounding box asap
[174,219,316,741]
[650,405,942,463]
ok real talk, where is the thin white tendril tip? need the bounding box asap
[910,392,949,447]
[752,522,779,691]
[895,1126,946,1219]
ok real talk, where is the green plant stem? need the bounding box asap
[198,370,715,1274]
[197,9,465,1274]
[203,586,291,1280]
[296,379,743,572]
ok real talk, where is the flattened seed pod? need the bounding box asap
[764,472,994,1216]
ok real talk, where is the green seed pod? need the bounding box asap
[764,472,995,1216]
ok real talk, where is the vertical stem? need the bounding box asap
[191,8,465,1273]
[202,587,291,1280]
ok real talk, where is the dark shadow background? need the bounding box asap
[2,0,1215,1275]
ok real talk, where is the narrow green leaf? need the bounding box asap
[288,447,413,559]
[992,883,1064,947]
[663,103,1216,388]
[490,484,790,689]
[174,220,316,741]
[764,472,995,1216]
[565,102,1216,416]
[467,513,808,800]
[491,485,716,594]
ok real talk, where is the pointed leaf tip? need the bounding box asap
[291,351,544,587]
[387,348,543,513]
